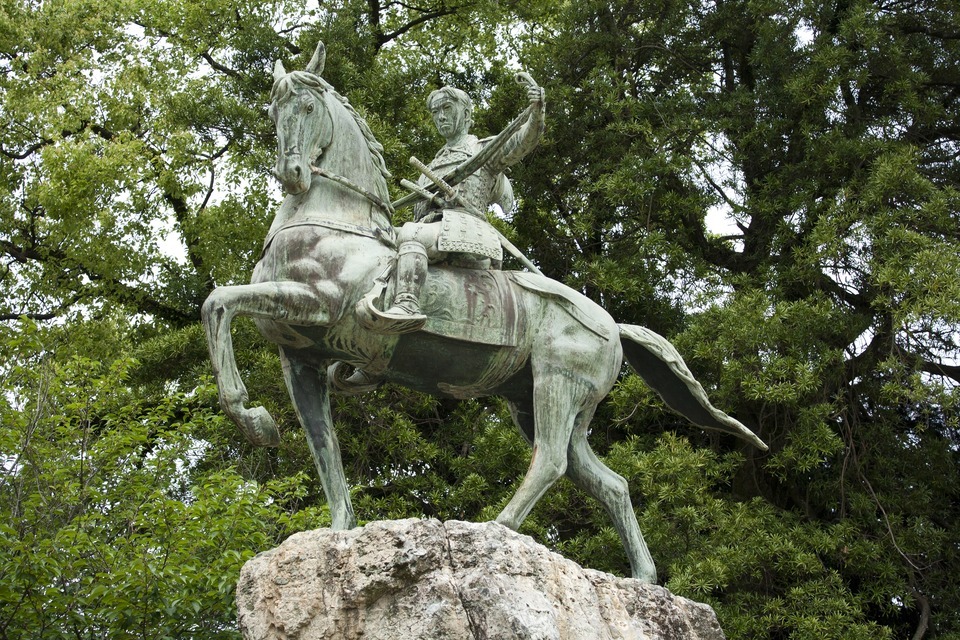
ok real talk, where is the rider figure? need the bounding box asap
[375,81,546,331]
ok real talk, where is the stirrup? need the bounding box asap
[328,362,382,395]
[356,294,426,335]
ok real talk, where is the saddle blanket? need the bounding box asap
[508,272,611,341]
[419,267,520,346]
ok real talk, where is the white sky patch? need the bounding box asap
[697,133,747,251]
[796,20,816,48]
[705,204,742,238]
[152,217,189,264]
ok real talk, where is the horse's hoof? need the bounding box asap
[494,513,521,531]
[631,567,658,584]
[240,407,281,447]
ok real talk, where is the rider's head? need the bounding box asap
[427,86,472,142]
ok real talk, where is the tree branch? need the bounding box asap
[365,0,460,51]
[914,356,960,385]
[200,51,240,78]
[0,311,59,321]
[0,238,42,263]
[911,587,931,640]
[379,8,458,47]
[0,237,198,326]
[1,120,117,160]
[162,189,209,287]
[689,154,746,215]
[0,137,54,160]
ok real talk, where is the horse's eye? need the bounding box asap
[306,103,315,113]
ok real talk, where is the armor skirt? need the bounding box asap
[434,210,503,261]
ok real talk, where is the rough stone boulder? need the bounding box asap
[236,518,725,640]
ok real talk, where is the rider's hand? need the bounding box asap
[528,85,545,106]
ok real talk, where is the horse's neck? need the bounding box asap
[284,104,390,230]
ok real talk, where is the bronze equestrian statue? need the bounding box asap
[202,43,766,583]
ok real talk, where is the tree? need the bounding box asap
[0,0,551,635]
[507,0,960,636]
[0,319,316,638]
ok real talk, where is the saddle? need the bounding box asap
[341,265,611,396]
[357,264,612,346]
[357,265,522,347]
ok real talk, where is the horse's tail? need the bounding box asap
[619,324,768,451]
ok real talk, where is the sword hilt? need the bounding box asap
[400,178,444,208]
[409,157,543,276]
[409,157,454,197]
[409,156,483,218]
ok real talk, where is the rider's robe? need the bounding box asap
[412,126,540,263]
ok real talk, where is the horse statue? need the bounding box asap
[202,42,767,584]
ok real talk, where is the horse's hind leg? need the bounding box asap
[496,372,579,530]
[505,399,535,445]
[566,420,657,583]
[505,391,657,583]
[280,348,356,531]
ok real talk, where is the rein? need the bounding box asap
[310,165,395,217]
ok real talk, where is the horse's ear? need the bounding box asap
[306,42,326,76]
[273,59,286,83]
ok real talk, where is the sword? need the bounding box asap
[409,156,544,277]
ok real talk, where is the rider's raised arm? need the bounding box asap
[490,81,545,173]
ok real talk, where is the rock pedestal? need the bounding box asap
[236,519,725,640]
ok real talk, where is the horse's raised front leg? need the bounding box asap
[280,348,356,530]
[202,281,331,447]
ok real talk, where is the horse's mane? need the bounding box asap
[271,71,392,182]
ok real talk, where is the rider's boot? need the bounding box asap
[374,240,428,333]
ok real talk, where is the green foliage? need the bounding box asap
[508,0,960,635]
[608,434,894,639]
[0,321,315,636]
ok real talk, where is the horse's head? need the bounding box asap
[269,43,334,195]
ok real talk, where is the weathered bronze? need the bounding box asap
[202,43,767,584]
[362,76,545,333]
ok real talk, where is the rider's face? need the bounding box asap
[430,98,469,142]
